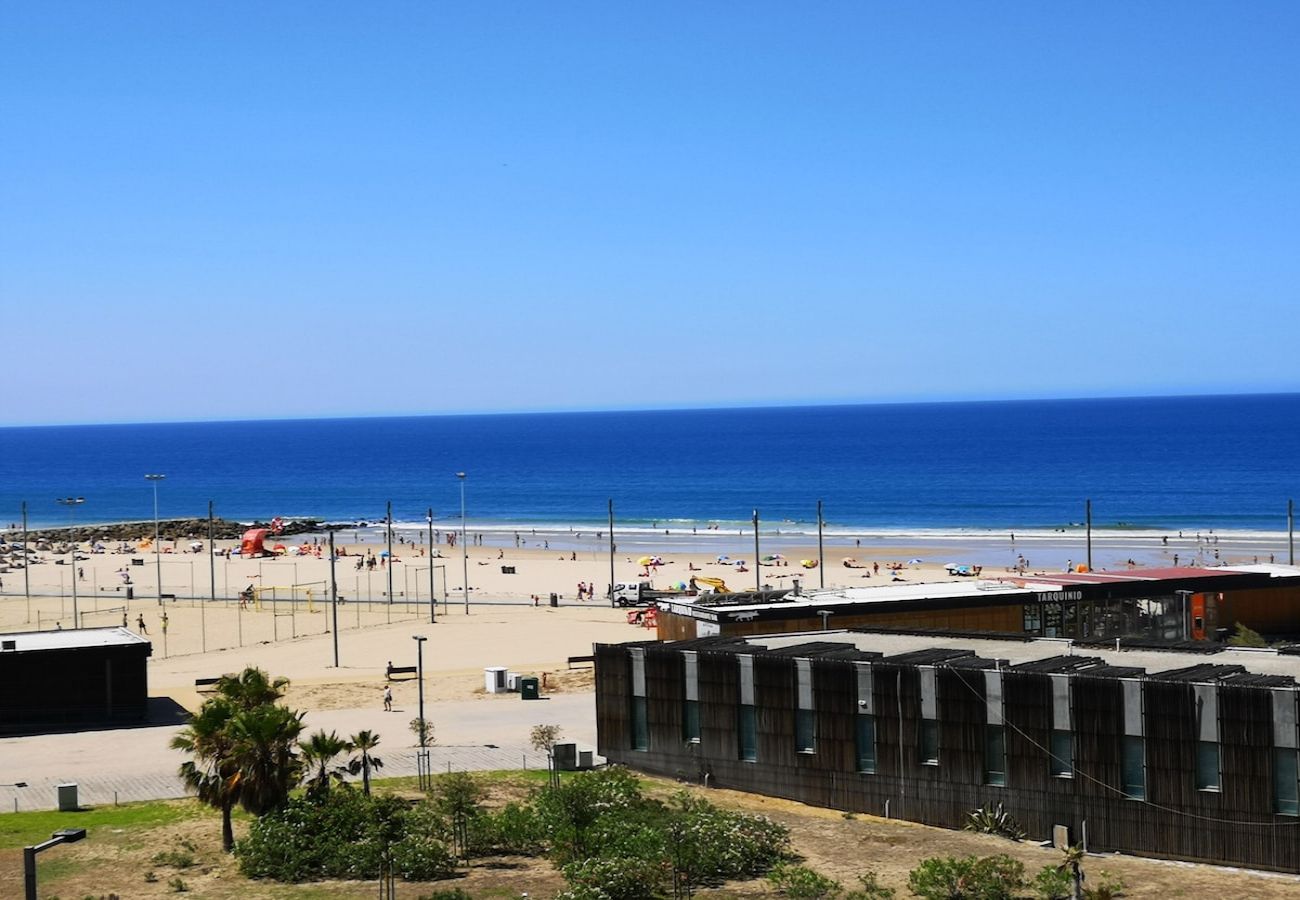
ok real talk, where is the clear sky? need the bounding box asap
[2,2,1297,425]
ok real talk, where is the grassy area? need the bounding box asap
[371,767,554,793]
[0,798,201,849]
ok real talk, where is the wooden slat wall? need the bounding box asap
[597,643,1300,873]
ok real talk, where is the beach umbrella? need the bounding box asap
[716,554,731,563]
[908,558,923,564]
[637,556,655,566]
[380,550,390,557]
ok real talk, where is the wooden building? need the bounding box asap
[0,627,151,732]
[656,565,1300,644]
[596,629,1300,873]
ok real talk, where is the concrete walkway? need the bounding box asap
[0,693,599,812]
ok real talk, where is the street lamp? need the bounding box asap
[55,497,84,627]
[426,508,436,624]
[457,472,468,614]
[145,475,166,606]
[24,827,86,900]
[412,635,427,744]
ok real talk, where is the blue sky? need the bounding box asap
[2,2,1297,425]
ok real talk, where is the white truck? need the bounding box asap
[608,581,692,608]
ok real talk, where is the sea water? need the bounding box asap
[2,395,1297,552]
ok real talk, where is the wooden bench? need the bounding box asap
[195,677,221,692]
[567,655,595,669]
[386,663,418,681]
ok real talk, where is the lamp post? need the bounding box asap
[1085,498,1093,572]
[434,507,444,626]
[413,633,429,789]
[21,501,30,622]
[457,472,468,614]
[752,509,761,593]
[24,827,86,900]
[145,475,165,605]
[55,497,84,627]
[817,499,825,588]
[329,530,339,667]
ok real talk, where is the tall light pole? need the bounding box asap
[434,507,444,626]
[329,530,339,667]
[21,501,30,622]
[413,634,427,743]
[56,497,84,627]
[817,499,825,588]
[457,472,469,614]
[608,499,616,607]
[1085,498,1093,572]
[205,500,214,653]
[386,500,394,610]
[145,475,166,606]
[752,509,761,593]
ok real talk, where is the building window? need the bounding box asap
[919,720,939,765]
[1275,749,1298,816]
[1122,736,1145,800]
[738,704,757,762]
[984,726,1006,786]
[1196,741,1220,792]
[856,715,877,774]
[631,697,648,751]
[682,700,700,743]
[795,709,816,754]
[1049,729,1074,778]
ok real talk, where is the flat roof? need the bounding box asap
[668,580,1033,615]
[707,629,1300,685]
[0,627,150,653]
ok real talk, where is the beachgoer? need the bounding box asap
[137,613,148,634]
[122,611,128,627]
[161,611,169,634]
[383,685,393,712]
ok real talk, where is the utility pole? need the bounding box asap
[22,501,29,623]
[817,499,825,589]
[146,474,165,605]
[608,499,616,607]
[427,508,436,624]
[329,530,339,667]
[753,509,761,593]
[1086,499,1092,572]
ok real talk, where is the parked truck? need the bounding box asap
[609,581,694,608]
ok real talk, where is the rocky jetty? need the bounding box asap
[1,517,338,544]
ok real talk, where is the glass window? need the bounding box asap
[796,709,816,753]
[682,700,700,743]
[984,726,1006,786]
[1196,741,1220,791]
[1275,748,1298,816]
[1049,729,1074,777]
[738,704,757,762]
[919,720,939,765]
[856,715,877,773]
[1122,736,1145,800]
[631,697,648,751]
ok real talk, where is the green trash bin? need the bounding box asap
[520,676,540,700]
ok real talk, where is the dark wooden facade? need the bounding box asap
[0,629,151,732]
[595,638,1300,873]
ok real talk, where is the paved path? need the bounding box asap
[0,693,600,812]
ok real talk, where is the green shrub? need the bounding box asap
[237,789,450,882]
[768,862,843,898]
[964,803,1026,841]
[1032,864,1072,900]
[1228,623,1269,648]
[151,849,195,869]
[560,854,666,899]
[1084,870,1125,900]
[845,871,895,900]
[468,801,546,856]
[417,891,474,900]
[908,854,1025,900]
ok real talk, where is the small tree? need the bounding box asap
[1059,845,1086,900]
[1229,622,1269,648]
[410,717,435,747]
[531,723,563,786]
[768,862,842,899]
[432,771,485,863]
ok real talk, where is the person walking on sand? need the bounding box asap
[136,613,148,634]
[383,684,393,712]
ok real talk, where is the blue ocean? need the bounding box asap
[1,395,1297,541]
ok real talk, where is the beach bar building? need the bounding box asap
[0,626,151,732]
[595,630,1300,872]
[655,565,1300,644]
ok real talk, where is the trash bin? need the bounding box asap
[552,742,577,770]
[126,587,134,601]
[57,783,78,812]
[520,676,540,700]
[484,666,508,694]
[549,593,559,608]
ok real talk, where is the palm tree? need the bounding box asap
[346,730,384,796]
[216,667,289,710]
[227,702,305,815]
[171,697,241,852]
[300,728,351,798]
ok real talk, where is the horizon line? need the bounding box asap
[2,388,1298,430]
